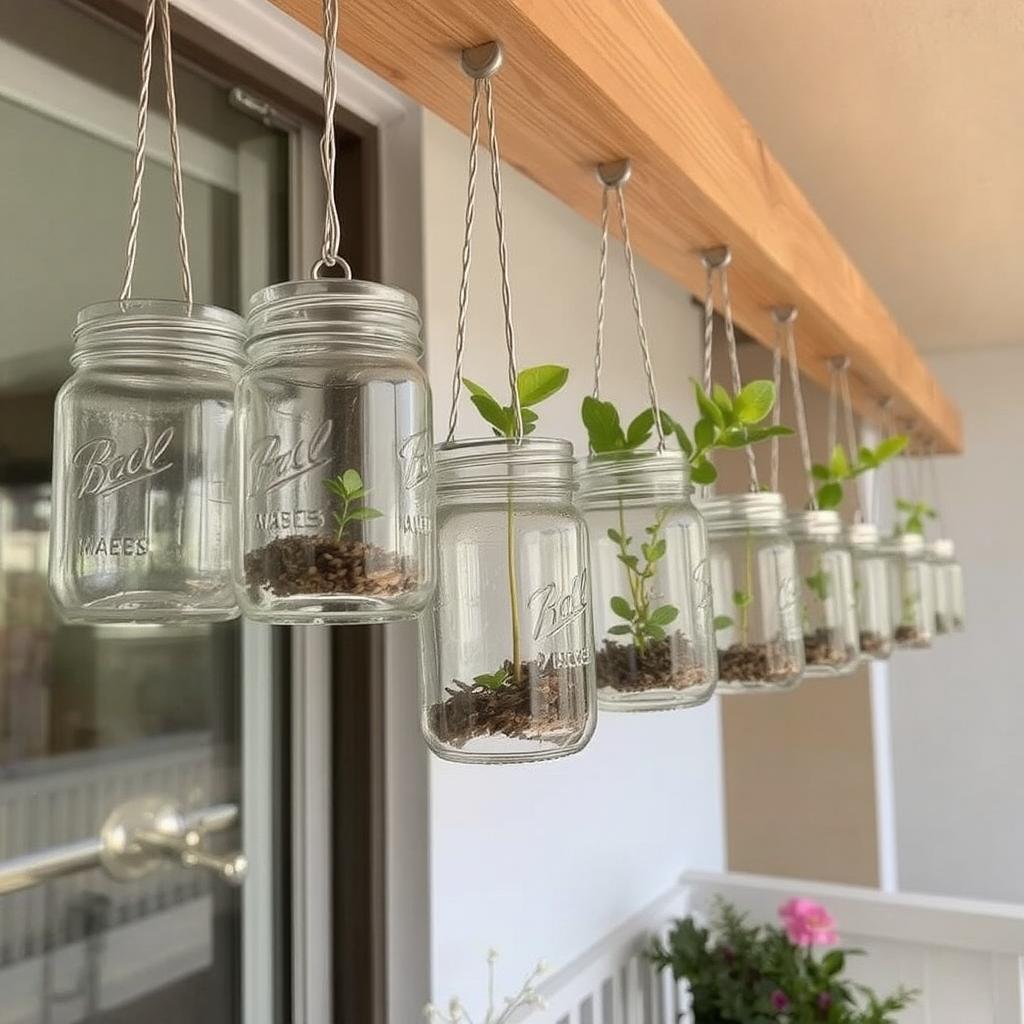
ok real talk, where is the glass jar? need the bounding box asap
[576,451,715,712]
[49,300,245,622]
[880,532,934,648]
[420,438,597,764]
[701,492,804,692]
[788,510,859,676]
[236,280,434,624]
[929,538,966,634]
[847,522,893,660]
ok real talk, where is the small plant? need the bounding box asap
[648,897,916,1024]
[464,365,569,686]
[425,949,547,1024]
[805,564,831,602]
[323,469,383,540]
[714,589,752,640]
[895,497,937,536]
[812,436,907,511]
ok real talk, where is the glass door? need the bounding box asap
[0,4,296,1021]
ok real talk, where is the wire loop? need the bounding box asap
[773,307,816,508]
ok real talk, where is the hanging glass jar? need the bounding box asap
[235,280,434,624]
[928,538,965,634]
[846,522,893,659]
[577,451,716,712]
[881,533,934,648]
[788,510,859,676]
[702,493,804,692]
[50,301,245,622]
[420,439,597,763]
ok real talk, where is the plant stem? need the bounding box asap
[507,488,521,682]
[617,502,646,654]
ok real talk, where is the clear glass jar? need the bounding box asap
[847,522,893,660]
[788,510,859,676]
[236,280,435,624]
[929,538,966,634]
[576,451,716,712]
[50,300,245,622]
[701,492,804,692]
[420,438,597,764]
[881,532,934,648]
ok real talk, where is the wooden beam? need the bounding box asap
[271,0,963,451]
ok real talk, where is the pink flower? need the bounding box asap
[778,898,838,947]
[770,989,791,1011]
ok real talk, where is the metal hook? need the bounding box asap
[596,158,632,189]
[828,355,851,372]
[701,245,732,270]
[461,41,504,80]
[772,305,798,325]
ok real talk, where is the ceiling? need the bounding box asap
[663,0,1024,353]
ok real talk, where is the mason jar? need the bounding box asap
[929,538,965,634]
[50,300,245,622]
[701,492,804,692]
[576,451,715,712]
[420,438,597,764]
[847,522,893,660]
[788,510,859,676]
[881,532,934,648]
[236,280,434,624]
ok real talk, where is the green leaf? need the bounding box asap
[694,417,716,452]
[607,528,624,545]
[323,477,347,498]
[648,539,667,561]
[671,422,694,456]
[811,463,832,481]
[617,553,640,570]
[693,379,725,428]
[581,396,626,453]
[649,605,678,627]
[713,615,734,631]
[733,590,752,609]
[517,364,569,406]
[348,507,384,521]
[818,481,843,509]
[875,434,908,463]
[341,468,363,494]
[473,669,510,690]
[607,624,633,636]
[645,623,667,641]
[829,444,850,479]
[712,383,734,420]
[610,595,634,620]
[625,409,655,449]
[471,393,513,436]
[733,380,775,425]
[520,407,539,434]
[691,458,717,485]
[463,378,493,401]
[822,950,845,977]
[717,425,751,448]
[742,424,793,443]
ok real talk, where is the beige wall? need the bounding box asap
[718,340,879,887]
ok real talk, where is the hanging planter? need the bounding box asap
[235,0,434,624]
[419,42,596,763]
[846,522,894,660]
[49,0,243,623]
[928,538,965,634]
[881,532,934,648]
[703,493,804,690]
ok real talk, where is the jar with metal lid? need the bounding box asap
[235,280,435,624]
[576,451,715,711]
[788,510,859,676]
[701,492,804,692]
[881,532,934,648]
[420,438,597,764]
[928,538,966,634]
[847,522,893,659]
[50,300,245,622]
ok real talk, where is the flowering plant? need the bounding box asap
[647,898,915,1023]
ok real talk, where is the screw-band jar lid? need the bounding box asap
[699,490,787,530]
[846,521,881,548]
[787,508,843,541]
[881,532,927,557]
[929,537,956,560]
[576,449,690,505]
[245,278,422,355]
[435,436,576,493]
[72,299,246,367]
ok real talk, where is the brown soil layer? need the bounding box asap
[244,534,417,598]
[804,628,858,668]
[429,660,584,748]
[596,633,706,693]
[895,624,930,646]
[859,630,892,657]
[717,642,800,683]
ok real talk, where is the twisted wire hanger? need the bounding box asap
[591,159,666,451]
[772,306,817,508]
[119,0,192,304]
[444,42,523,444]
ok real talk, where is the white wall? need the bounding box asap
[888,345,1024,903]
[419,113,725,1008]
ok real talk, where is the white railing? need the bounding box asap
[530,871,1024,1024]
[0,733,216,966]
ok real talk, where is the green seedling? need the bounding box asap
[323,469,383,541]
[805,565,831,603]
[895,498,937,536]
[812,436,907,510]
[465,364,570,684]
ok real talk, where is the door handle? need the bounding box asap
[0,796,246,896]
